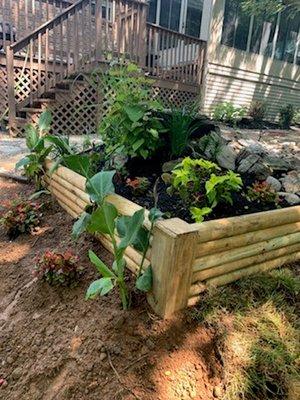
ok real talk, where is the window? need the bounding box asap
[221,0,251,51]
[221,0,300,65]
[185,0,203,38]
[148,0,158,24]
[160,0,181,31]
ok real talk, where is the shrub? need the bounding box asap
[212,102,247,125]
[249,100,267,123]
[98,62,165,160]
[0,199,43,239]
[16,110,75,189]
[34,250,83,286]
[163,105,203,158]
[279,104,294,129]
[293,109,300,126]
[247,181,279,205]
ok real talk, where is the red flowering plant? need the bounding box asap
[247,181,280,205]
[0,199,43,239]
[33,250,83,286]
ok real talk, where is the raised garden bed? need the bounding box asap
[45,160,300,318]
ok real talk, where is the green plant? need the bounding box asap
[126,177,150,195]
[279,104,295,129]
[249,101,267,124]
[98,62,165,160]
[293,109,300,125]
[171,157,220,202]
[167,157,242,223]
[71,168,162,309]
[0,199,43,239]
[15,110,76,186]
[212,102,247,126]
[247,181,279,205]
[16,111,54,190]
[163,106,203,158]
[33,250,83,286]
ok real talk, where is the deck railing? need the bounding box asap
[145,23,206,86]
[6,0,206,128]
[6,0,147,124]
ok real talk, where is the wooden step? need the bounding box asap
[47,87,70,94]
[20,107,42,113]
[34,98,55,104]
[15,117,27,124]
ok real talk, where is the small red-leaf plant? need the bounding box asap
[247,181,280,205]
[0,199,44,239]
[33,250,84,286]
[126,177,150,196]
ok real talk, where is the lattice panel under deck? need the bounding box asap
[152,86,199,108]
[0,65,8,129]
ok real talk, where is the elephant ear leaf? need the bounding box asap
[63,154,91,178]
[117,217,148,253]
[86,277,114,299]
[86,170,116,204]
[136,265,153,292]
[72,212,91,240]
[88,202,118,236]
[38,110,52,133]
[117,209,145,251]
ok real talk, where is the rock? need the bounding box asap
[263,154,290,171]
[197,131,226,160]
[162,159,182,173]
[11,367,23,379]
[281,171,300,194]
[99,352,107,361]
[213,385,223,398]
[278,192,300,205]
[237,154,271,180]
[266,176,281,191]
[216,145,237,170]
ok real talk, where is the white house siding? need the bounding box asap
[202,0,300,120]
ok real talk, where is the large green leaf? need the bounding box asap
[25,125,39,150]
[117,217,148,253]
[136,265,153,292]
[63,154,91,178]
[86,277,114,299]
[88,202,118,236]
[118,209,145,251]
[15,156,31,170]
[72,212,91,240]
[86,170,116,204]
[38,110,52,133]
[88,250,116,278]
[124,105,144,123]
[45,135,72,155]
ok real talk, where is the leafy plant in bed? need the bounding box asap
[70,157,162,310]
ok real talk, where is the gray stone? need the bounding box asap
[99,352,107,361]
[216,144,237,170]
[266,176,281,192]
[263,154,290,171]
[281,171,300,194]
[278,192,300,205]
[237,154,271,180]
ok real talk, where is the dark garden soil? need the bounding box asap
[114,160,290,224]
[0,179,223,400]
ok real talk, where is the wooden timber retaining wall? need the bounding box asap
[45,161,300,318]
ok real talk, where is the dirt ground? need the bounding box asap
[0,179,223,400]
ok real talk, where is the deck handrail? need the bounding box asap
[6,0,148,126]
[146,23,206,45]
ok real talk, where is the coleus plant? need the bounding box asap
[71,158,162,309]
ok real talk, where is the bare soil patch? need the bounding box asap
[0,179,222,400]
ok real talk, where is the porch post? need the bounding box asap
[6,46,16,135]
